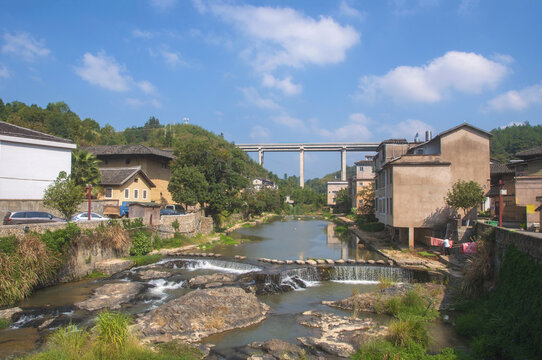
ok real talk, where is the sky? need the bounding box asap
[1,0,542,179]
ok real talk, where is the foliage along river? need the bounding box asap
[0,217,462,358]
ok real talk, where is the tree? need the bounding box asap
[334,188,351,213]
[445,180,485,219]
[168,165,209,209]
[71,149,101,188]
[357,183,375,214]
[43,172,85,219]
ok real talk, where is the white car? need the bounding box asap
[71,212,110,222]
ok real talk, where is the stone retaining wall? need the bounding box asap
[476,221,542,265]
[0,199,105,220]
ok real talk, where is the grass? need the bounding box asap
[85,270,108,279]
[241,223,255,228]
[377,276,395,290]
[22,311,204,360]
[128,254,162,267]
[418,251,437,258]
[0,318,10,329]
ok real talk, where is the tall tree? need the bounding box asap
[43,172,84,219]
[168,165,209,209]
[71,149,102,188]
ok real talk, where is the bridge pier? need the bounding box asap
[341,148,347,181]
[258,149,264,166]
[300,148,304,187]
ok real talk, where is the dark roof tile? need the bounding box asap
[99,167,155,187]
[82,145,175,159]
[0,121,74,144]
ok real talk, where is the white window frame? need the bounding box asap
[104,188,113,199]
[134,189,139,199]
[124,188,130,199]
[142,189,147,200]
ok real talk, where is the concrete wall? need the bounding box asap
[0,199,106,221]
[0,139,74,199]
[515,177,542,226]
[327,181,348,206]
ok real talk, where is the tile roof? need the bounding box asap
[490,160,514,175]
[99,167,156,187]
[0,121,74,144]
[515,146,542,159]
[82,145,175,159]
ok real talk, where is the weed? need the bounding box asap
[129,231,152,256]
[0,318,10,329]
[0,235,18,254]
[129,254,162,267]
[85,254,92,264]
[377,276,395,290]
[95,311,131,349]
[418,251,436,258]
[241,223,254,228]
[171,219,180,232]
[47,323,89,357]
[219,234,239,245]
[85,270,107,279]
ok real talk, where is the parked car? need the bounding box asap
[70,212,110,222]
[3,211,66,225]
[165,204,186,214]
[160,208,181,216]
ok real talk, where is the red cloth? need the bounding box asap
[461,242,477,254]
[430,237,454,247]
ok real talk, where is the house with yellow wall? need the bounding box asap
[98,166,155,204]
[83,145,175,205]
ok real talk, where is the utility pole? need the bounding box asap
[87,184,92,220]
[498,179,503,227]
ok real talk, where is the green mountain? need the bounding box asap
[490,123,542,162]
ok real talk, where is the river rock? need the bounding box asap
[135,287,269,343]
[356,259,366,264]
[94,259,134,276]
[277,260,285,265]
[388,260,395,266]
[189,273,237,288]
[297,311,387,358]
[306,260,317,266]
[138,269,172,280]
[335,259,345,264]
[286,260,294,265]
[295,260,306,265]
[0,307,22,321]
[376,260,386,265]
[325,259,335,265]
[347,259,356,264]
[248,339,309,359]
[367,260,375,265]
[76,282,144,311]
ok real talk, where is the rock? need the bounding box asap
[295,260,306,265]
[94,259,134,276]
[214,254,222,258]
[388,260,395,266]
[316,259,325,265]
[297,311,387,358]
[189,273,237,288]
[347,259,356,264]
[38,318,55,330]
[271,259,279,264]
[138,269,171,280]
[76,282,143,311]
[249,339,308,359]
[239,256,247,260]
[258,258,265,262]
[234,255,241,259]
[306,260,317,266]
[356,259,366,264]
[205,282,223,288]
[208,253,215,257]
[0,307,22,321]
[325,259,335,265]
[376,260,386,265]
[367,260,375,265]
[335,259,345,264]
[135,287,269,343]
[277,260,285,265]
[286,260,294,265]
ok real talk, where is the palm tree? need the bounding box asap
[71,149,101,188]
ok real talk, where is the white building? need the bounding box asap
[0,122,76,200]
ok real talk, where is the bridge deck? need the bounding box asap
[236,142,379,152]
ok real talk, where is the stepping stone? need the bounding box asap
[316,259,326,265]
[239,256,247,260]
[376,260,386,265]
[214,254,222,257]
[234,255,240,259]
[258,258,265,262]
[295,260,306,265]
[388,260,394,266]
[347,259,356,264]
[306,260,317,266]
[356,259,366,264]
[286,260,294,265]
[208,253,215,257]
[335,259,345,264]
[277,260,285,265]
[325,259,335,265]
[271,259,279,264]
[367,260,376,265]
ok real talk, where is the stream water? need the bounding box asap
[0,217,465,358]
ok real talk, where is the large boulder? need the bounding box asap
[94,259,134,276]
[135,286,269,343]
[75,282,144,311]
[188,273,237,288]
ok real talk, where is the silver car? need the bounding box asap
[70,212,110,222]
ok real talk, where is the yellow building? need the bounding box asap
[98,166,155,204]
[83,145,175,205]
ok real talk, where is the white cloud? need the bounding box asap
[210,4,360,71]
[382,119,435,140]
[132,29,154,39]
[250,125,270,140]
[339,1,366,20]
[359,51,509,103]
[150,0,177,11]
[314,113,373,141]
[272,115,306,130]
[161,49,185,67]
[0,64,10,78]
[240,87,280,109]
[262,73,302,96]
[486,82,542,112]
[2,32,50,62]
[75,51,156,95]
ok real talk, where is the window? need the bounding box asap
[104,188,113,198]
[142,189,147,200]
[134,178,139,183]
[124,188,129,199]
[134,189,139,199]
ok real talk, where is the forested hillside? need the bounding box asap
[490,123,542,162]
[0,98,271,181]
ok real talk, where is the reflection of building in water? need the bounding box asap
[326,223,341,244]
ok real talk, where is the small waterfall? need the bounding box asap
[330,265,413,283]
[279,267,320,290]
[181,259,262,274]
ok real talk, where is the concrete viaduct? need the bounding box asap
[236,142,379,187]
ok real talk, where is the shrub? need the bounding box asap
[95,311,131,349]
[171,219,180,232]
[122,217,144,230]
[39,222,81,254]
[0,235,18,254]
[46,323,89,357]
[129,231,152,256]
[0,318,10,329]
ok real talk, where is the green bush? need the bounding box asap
[96,311,131,349]
[0,235,18,254]
[39,222,81,253]
[122,218,144,230]
[129,231,152,256]
[171,219,180,232]
[129,254,162,267]
[0,318,10,329]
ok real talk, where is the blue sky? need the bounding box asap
[1,0,542,179]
